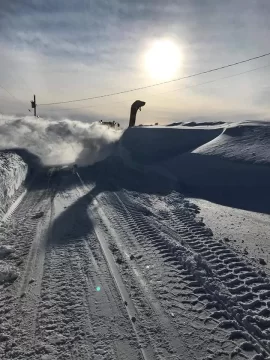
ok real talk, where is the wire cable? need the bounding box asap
[0,83,31,116]
[6,70,34,97]
[39,51,270,106]
[44,62,270,112]
[0,83,23,102]
[14,73,34,95]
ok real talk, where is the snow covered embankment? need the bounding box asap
[0,152,27,284]
[119,121,270,213]
[120,124,222,164]
[0,152,28,219]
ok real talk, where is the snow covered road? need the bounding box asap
[1,162,270,360]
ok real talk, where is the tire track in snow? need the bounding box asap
[76,173,159,360]
[0,173,55,359]
[91,194,199,359]
[34,240,94,359]
[78,171,194,359]
[116,189,270,359]
[96,191,253,360]
[1,170,144,360]
[89,199,168,360]
[162,204,270,356]
[31,179,143,360]
[95,188,267,358]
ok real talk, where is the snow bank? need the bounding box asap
[119,121,270,213]
[121,121,270,167]
[0,115,122,166]
[120,125,223,164]
[0,152,28,218]
[194,121,270,165]
[163,121,270,185]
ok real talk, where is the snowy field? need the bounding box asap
[0,117,270,359]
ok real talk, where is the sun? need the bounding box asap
[145,39,181,80]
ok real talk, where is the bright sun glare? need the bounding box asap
[145,39,181,80]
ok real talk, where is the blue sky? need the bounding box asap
[0,0,270,125]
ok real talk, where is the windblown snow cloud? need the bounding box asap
[0,115,122,166]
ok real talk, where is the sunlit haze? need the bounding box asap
[145,39,182,80]
[0,1,270,126]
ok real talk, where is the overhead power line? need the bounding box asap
[45,62,270,112]
[39,51,270,106]
[0,82,30,116]
[13,73,34,95]
[0,83,23,103]
[158,63,270,96]
[6,70,34,97]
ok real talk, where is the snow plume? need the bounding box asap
[0,115,122,166]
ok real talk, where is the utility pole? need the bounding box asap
[31,95,37,117]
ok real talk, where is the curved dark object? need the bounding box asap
[129,100,146,127]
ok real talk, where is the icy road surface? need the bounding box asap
[1,165,270,360]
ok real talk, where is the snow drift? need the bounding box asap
[120,125,223,163]
[0,115,122,166]
[194,121,270,165]
[120,121,270,214]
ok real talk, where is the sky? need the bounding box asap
[0,0,270,126]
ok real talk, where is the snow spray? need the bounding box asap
[0,115,122,166]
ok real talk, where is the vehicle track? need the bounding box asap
[96,189,270,359]
[163,209,270,350]
[0,172,55,359]
[30,179,144,360]
[89,199,184,359]
[77,172,182,359]
[95,191,256,359]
